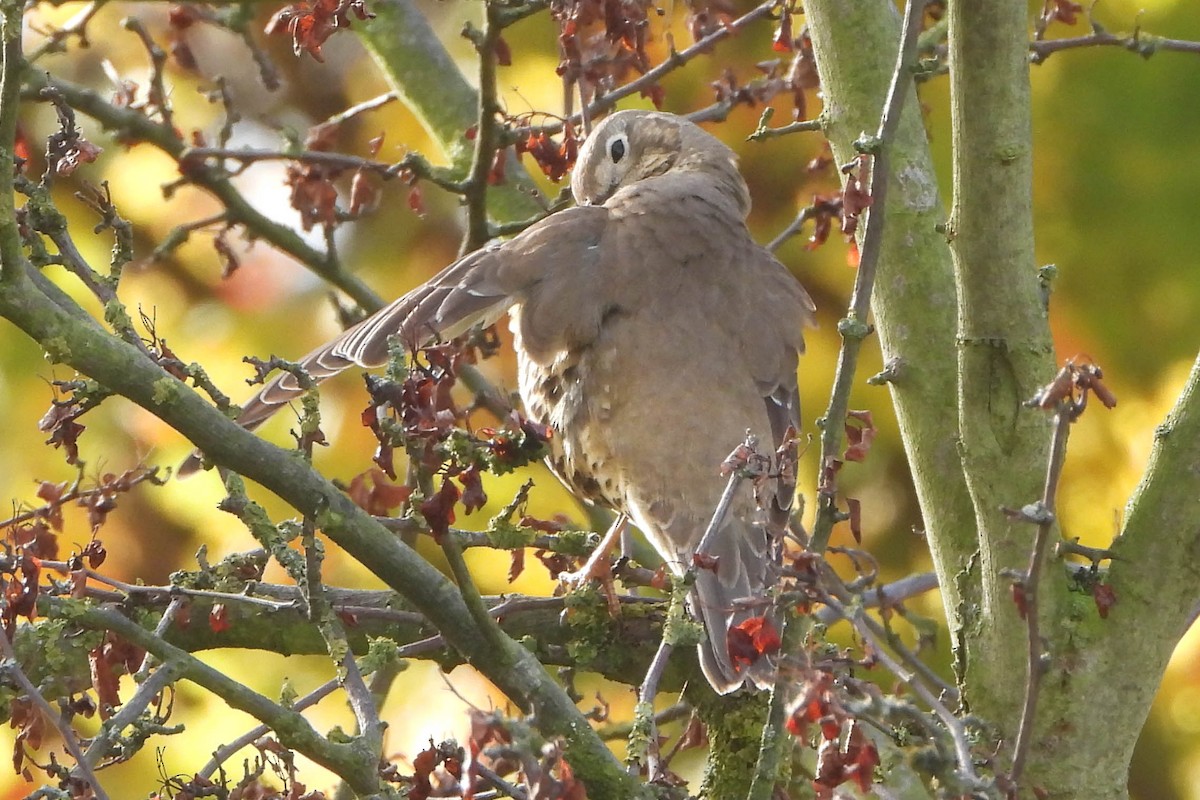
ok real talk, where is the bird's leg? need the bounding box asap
[562,513,629,583]
[620,522,636,561]
[560,513,629,617]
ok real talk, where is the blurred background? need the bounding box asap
[1,0,1197,796]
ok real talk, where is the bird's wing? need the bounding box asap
[695,249,814,692]
[230,205,610,433]
[746,249,815,519]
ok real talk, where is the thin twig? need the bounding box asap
[748,117,824,142]
[589,0,779,118]
[826,594,982,788]
[198,631,459,780]
[150,212,230,261]
[475,763,530,799]
[121,17,174,132]
[39,562,662,634]
[0,625,110,800]
[232,19,282,91]
[339,649,384,752]
[812,570,939,624]
[459,361,519,418]
[1054,538,1115,566]
[180,147,409,177]
[83,659,183,769]
[632,637,674,780]
[809,0,927,554]
[1008,402,1073,790]
[442,532,511,652]
[0,466,162,530]
[36,563,302,612]
[27,0,107,62]
[817,562,959,702]
[135,595,187,680]
[749,6,926,797]
[198,678,338,779]
[180,146,473,199]
[320,91,400,127]
[43,225,117,302]
[25,72,383,310]
[1030,29,1200,63]
[597,703,691,740]
[558,514,627,589]
[513,0,781,140]
[695,439,753,559]
[767,205,818,252]
[460,1,506,254]
[299,515,384,753]
[745,617,793,800]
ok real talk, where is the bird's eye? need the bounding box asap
[609,135,627,164]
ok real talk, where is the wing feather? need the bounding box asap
[220,207,609,434]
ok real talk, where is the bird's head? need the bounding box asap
[570,110,748,212]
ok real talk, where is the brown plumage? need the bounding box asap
[187,110,815,693]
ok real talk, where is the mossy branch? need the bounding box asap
[0,268,647,797]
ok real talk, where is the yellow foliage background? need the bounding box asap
[1,0,1197,796]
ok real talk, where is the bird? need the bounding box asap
[186,109,815,693]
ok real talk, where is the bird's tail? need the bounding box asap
[691,513,779,694]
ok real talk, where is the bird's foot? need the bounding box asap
[559,513,629,616]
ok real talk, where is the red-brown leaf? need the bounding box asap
[209,603,231,633]
[494,34,512,66]
[1093,582,1117,619]
[419,478,460,541]
[14,521,58,561]
[772,12,793,52]
[458,465,487,514]
[347,469,412,516]
[508,548,526,583]
[35,481,67,530]
[843,409,876,462]
[88,643,122,719]
[846,497,862,543]
[83,539,107,569]
[1011,582,1029,620]
[727,615,780,668]
[407,184,426,216]
[349,170,379,216]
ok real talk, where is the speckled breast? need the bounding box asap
[512,336,623,512]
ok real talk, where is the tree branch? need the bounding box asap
[809,0,926,553]
[945,0,1060,751]
[0,274,648,797]
[1006,357,1112,791]
[48,599,384,795]
[0,624,109,799]
[358,0,544,226]
[804,0,978,643]
[19,71,385,312]
[459,2,506,254]
[0,0,23,281]
[1031,28,1200,63]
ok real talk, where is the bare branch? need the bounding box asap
[1031,28,1200,63]
[810,0,927,553]
[825,594,982,789]
[460,2,507,253]
[27,1,107,62]
[0,624,110,799]
[1008,358,1115,791]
